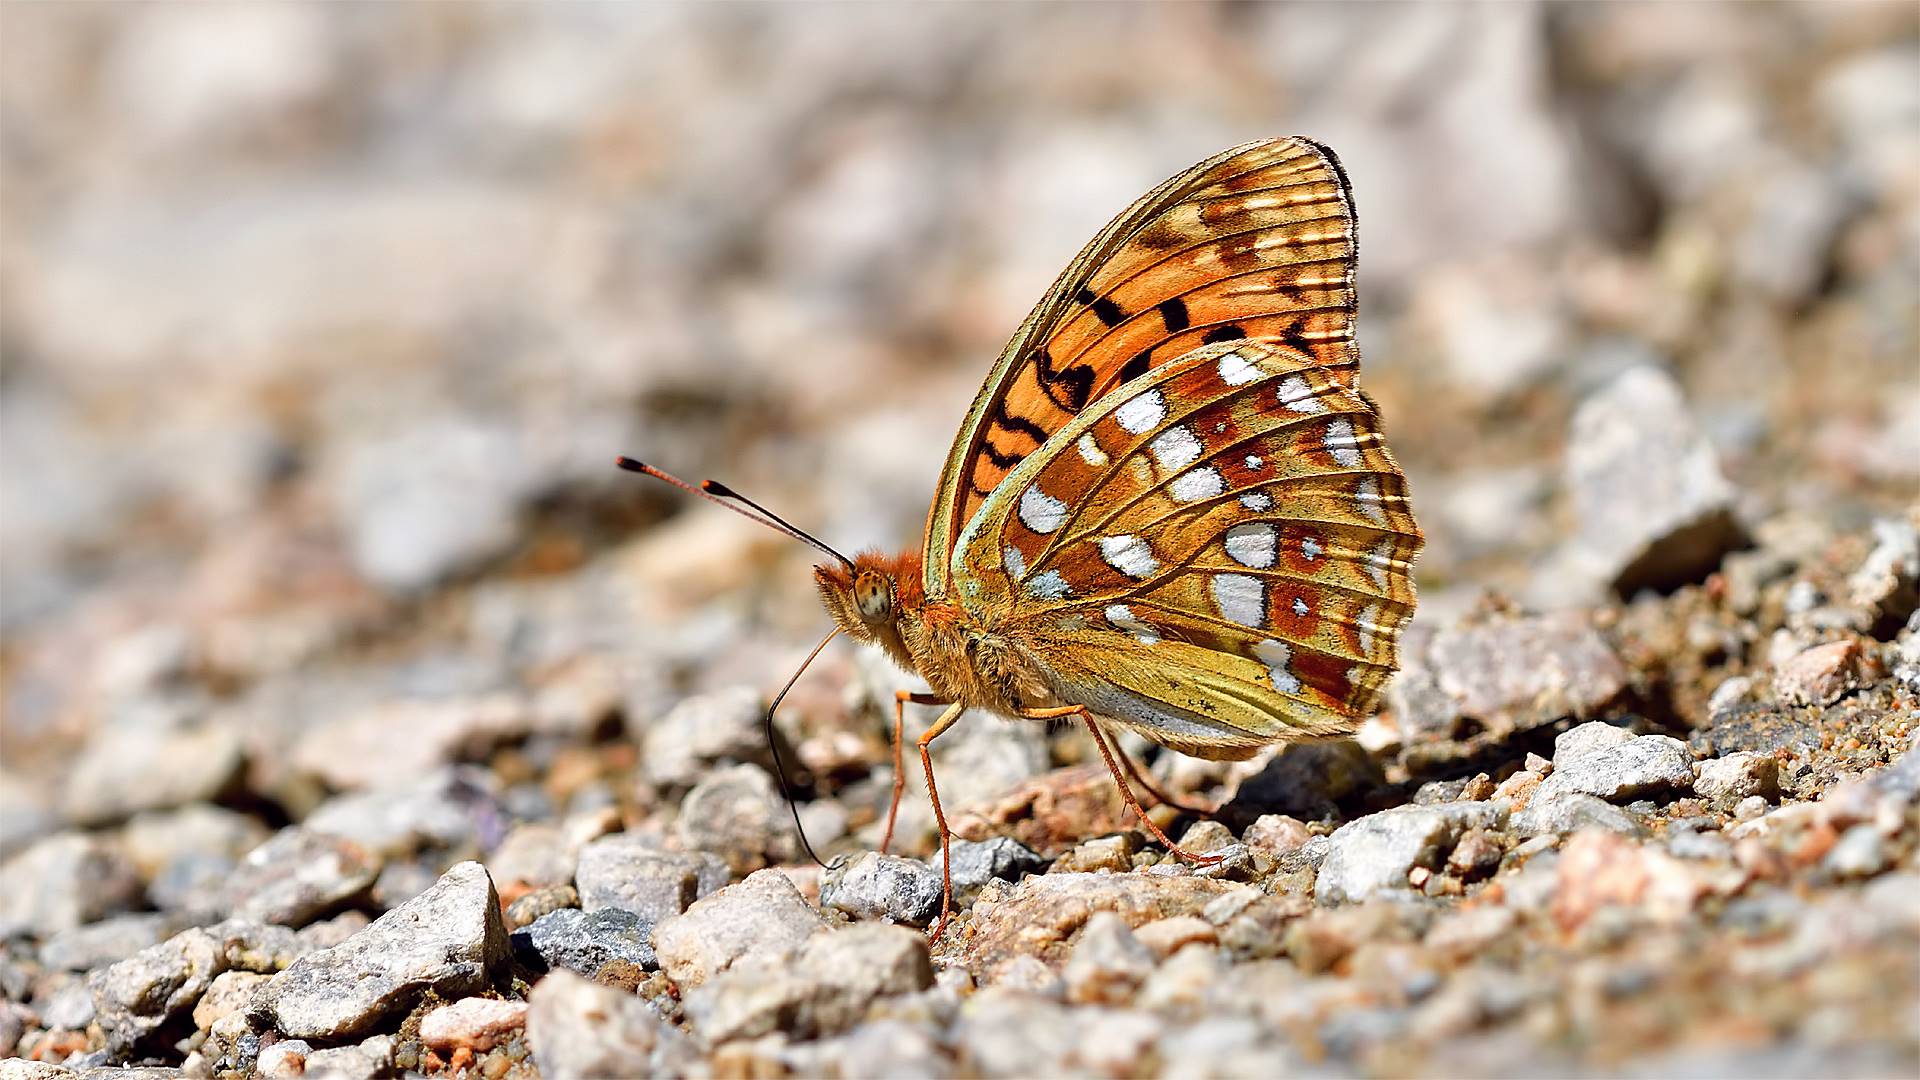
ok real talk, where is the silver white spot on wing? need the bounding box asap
[1364,538,1395,588]
[1149,425,1203,471]
[1026,570,1072,600]
[1353,477,1388,524]
[1356,601,1382,653]
[1104,604,1160,645]
[1170,466,1225,503]
[1224,522,1277,569]
[1076,432,1109,468]
[1211,574,1265,627]
[1245,454,1264,469]
[1278,375,1326,413]
[1217,352,1261,386]
[1240,491,1273,512]
[1099,534,1159,579]
[1002,544,1025,580]
[1323,420,1363,467]
[1115,389,1167,434]
[1019,485,1069,534]
[1302,536,1324,561]
[1253,638,1302,694]
[1291,596,1310,617]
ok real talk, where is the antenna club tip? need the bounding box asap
[702,479,737,497]
[615,456,645,472]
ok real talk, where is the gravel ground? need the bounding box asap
[2,4,1917,1078]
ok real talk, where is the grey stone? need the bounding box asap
[673,763,800,874]
[215,827,380,927]
[822,851,943,928]
[61,722,246,826]
[303,766,502,860]
[39,913,176,972]
[682,923,933,1042]
[303,1035,393,1080]
[574,834,727,923]
[1823,824,1892,880]
[0,774,57,862]
[256,861,509,1041]
[1228,739,1384,818]
[942,836,1050,903]
[1513,791,1647,838]
[40,981,95,1030]
[505,883,578,930]
[1534,734,1694,804]
[89,919,302,1056]
[1705,676,1756,724]
[1063,912,1156,1005]
[486,823,576,894]
[1315,802,1508,905]
[1554,721,1634,766]
[517,906,656,977]
[191,970,271,1033]
[1694,752,1780,808]
[122,804,268,884]
[525,970,694,1080]
[636,686,780,790]
[1394,613,1629,738]
[1774,639,1869,707]
[0,833,143,936]
[652,868,827,988]
[1849,517,1920,632]
[1565,366,1746,595]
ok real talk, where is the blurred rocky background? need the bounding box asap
[1,3,1916,1078]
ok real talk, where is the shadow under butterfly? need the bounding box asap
[621,136,1423,939]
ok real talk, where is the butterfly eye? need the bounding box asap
[854,573,892,621]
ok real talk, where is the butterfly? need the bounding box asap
[623,137,1421,937]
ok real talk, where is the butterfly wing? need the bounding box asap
[924,137,1360,599]
[948,340,1421,759]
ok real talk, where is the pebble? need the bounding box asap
[488,823,577,894]
[1534,730,1694,804]
[1774,639,1868,707]
[1403,612,1630,736]
[1513,790,1647,838]
[504,883,578,930]
[293,698,533,793]
[1693,751,1781,808]
[418,996,528,1052]
[651,868,827,987]
[681,923,933,1042]
[525,970,694,1080]
[60,722,247,827]
[1315,802,1508,904]
[303,766,502,861]
[0,833,144,936]
[1063,912,1156,1005]
[1229,739,1383,817]
[214,827,380,927]
[517,906,657,978]
[637,686,780,790]
[1131,915,1218,958]
[821,851,943,928]
[1052,833,1137,874]
[1553,721,1633,765]
[39,913,176,972]
[673,763,801,874]
[1242,814,1313,859]
[256,861,510,1040]
[1564,365,1746,595]
[303,1034,393,1080]
[573,834,728,923]
[1822,824,1892,880]
[964,873,1237,972]
[941,836,1050,902]
[190,970,270,1032]
[1848,517,1920,630]
[90,919,302,1056]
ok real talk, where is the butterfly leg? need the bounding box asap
[1114,742,1217,818]
[917,701,966,941]
[884,691,948,855]
[1019,705,1225,867]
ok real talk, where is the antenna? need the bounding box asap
[765,626,841,868]
[615,457,853,570]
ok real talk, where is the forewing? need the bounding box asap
[925,137,1359,598]
[950,341,1421,753]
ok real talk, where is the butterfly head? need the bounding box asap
[814,550,923,662]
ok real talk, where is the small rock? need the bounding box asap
[304,766,503,859]
[1823,824,1892,880]
[215,827,380,927]
[1063,913,1156,1005]
[1849,517,1920,632]
[821,852,942,928]
[1491,769,1545,810]
[1131,915,1217,959]
[525,970,693,1080]
[488,823,577,895]
[964,873,1238,972]
[517,907,656,978]
[1229,740,1383,818]
[574,834,728,923]
[942,836,1049,903]
[1406,613,1631,735]
[1242,815,1312,859]
[61,722,246,827]
[1564,365,1746,595]
[39,913,175,972]
[1315,802,1508,905]
[1534,733,1694,804]
[673,764,800,874]
[0,833,143,936]
[91,919,301,1056]
[1551,829,1706,931]
[636,687,780,790]
[505,884,579,930]
[257,1038,312,1078]
[1177,820,1237,853]
[1774,639,1868,707]
[1514,790,1647,838]
[1705,676,1756,723]
[303,1034,393,1080]
[1445,830,1504,878]
[1734,795,1770,821]
[418,997,528,1052]
[1554,721,1634,766]
[1694,752,1781,808]
[256,861,510,1041]
[681,923,933,1042]
[191,970,270,1033]
[1052,833,1137,874]
[651,869,827,988]
[294,699,532,793]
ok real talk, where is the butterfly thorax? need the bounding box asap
[815,550,1061,717]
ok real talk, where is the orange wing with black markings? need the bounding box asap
[923,137,1362,599]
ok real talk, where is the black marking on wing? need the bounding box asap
[1032,344,1095,412]
[1201,325,1248,344]
[1075,286,1126,328]
[994,400,1051,446]
[1157,298,1190,333]
[1119,349,1152,386]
